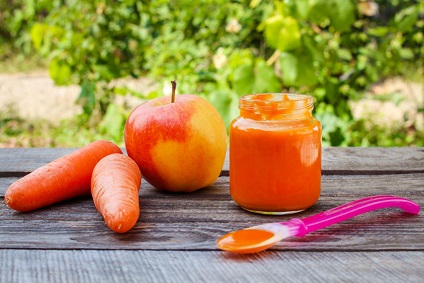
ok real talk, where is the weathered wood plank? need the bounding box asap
[224,147,424,175]
[0,174,422,250]
[1,147,422,281]
[321,147,424,174]
[0,250,423,283]
[1,147,424,177]
[0,148,77,177]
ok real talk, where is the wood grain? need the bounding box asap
[0,250,423,283]
[0,174,422,251]
[0,148,76,177]
[321,147,424,174]
[1,147,424,177]
[0,148,423,282]
[224,147,424,175]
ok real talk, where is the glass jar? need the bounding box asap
[230,93,322,215]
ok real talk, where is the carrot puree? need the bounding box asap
[230,93,322,214]
[216,229,275,254]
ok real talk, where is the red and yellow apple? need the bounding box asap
[124,83,227,192]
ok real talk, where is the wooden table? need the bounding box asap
[0,147,423,282]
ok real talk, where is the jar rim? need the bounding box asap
[239,93,314,111]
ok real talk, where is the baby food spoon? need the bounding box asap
[217,195,420,254]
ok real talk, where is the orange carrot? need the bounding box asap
[91,153,142,233]
[5,140,122,212]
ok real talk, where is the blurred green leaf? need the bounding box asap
[30,23,48,50]
[399,48,414,59]
[337,49,352,61]
[294,0,310,19]
[208,89,239,128]
[49,59,72,85]
[279,52,297,86]
[309,0,355,32]
[329,126,345,146]
[233,63,255,96]
[250,0,262,8]
[93,64,120,82]
[264,15,301,52]
[78,81,96,116]
[253,59,281,92]
[99,104,125,142]
[295,50,318,87]
[24,0,36,18]
[368,27,389,37]
[9,10,24,36]
[395,6,419,32]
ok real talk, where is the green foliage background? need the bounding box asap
[1,0,423,146]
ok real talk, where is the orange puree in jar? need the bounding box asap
[230,93,322,214]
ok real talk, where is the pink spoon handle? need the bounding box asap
[287,195,420,237]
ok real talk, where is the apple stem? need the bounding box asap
[171,81,176,103]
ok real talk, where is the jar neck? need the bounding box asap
[238,93,314,121]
